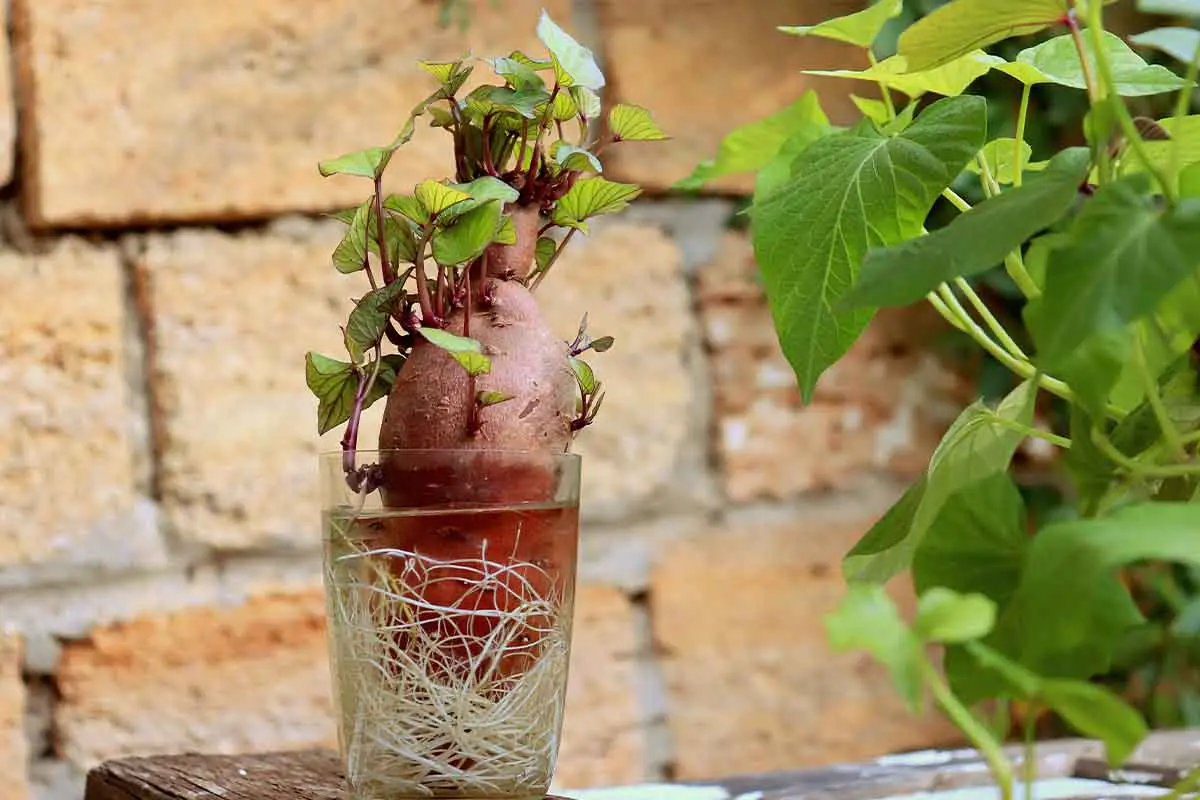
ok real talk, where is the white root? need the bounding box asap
[324,510,572,798]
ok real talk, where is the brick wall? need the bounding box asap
[0,2,973,798]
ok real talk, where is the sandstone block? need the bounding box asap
[14,0,571,227]
[597,0,866,193]
[0,239,165,587]
[538,222,702,521]
[0,634,29,800]
[698,232,968,503]
[651,511,960,779]
[554,584,645,790]
[54,590,336,769]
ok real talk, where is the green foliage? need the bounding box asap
[552,178,643,231]
[697,0,1200,795]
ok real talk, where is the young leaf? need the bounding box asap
[552,177,642,231]
[675,92,832,190]
[570,85,601,119]
[318,146,393,180]
[897,0,1075,72]
[415,180,473,217]
[535,237,557,271]
[480,84,552,119]
[304,352,399,435]
[1005,32,1190,96]
[552,142,603,173]
[844,380,1035,583]
[536,9,605,91]
[843,147,1090,309]
[494,215,517,245]
[778,0,903,48]
[542,89,579,122]
[824,584,924,712]
[805,51,1003,99]
[1024,175,1200,372]
[569,356,597,394]
[851,95,891,126]
[608,103,669,142]
[1038,679,1149,766]
[505,49,552,71]
[417,59,473,96]
[431,201,504,265]
[476,390,514,407]
[588,335,614,352]
[749,95,987,403]
[385,193,430,224]
[418,327,492,376]
[345,281,407,361]
[1129,27,1200,65]
[967,137,1035,184]
[914,587,997,645]
[442,176,520,222]
[487,56,548,92]
[332,200,373,274]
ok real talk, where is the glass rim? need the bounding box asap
[318,447,582,461]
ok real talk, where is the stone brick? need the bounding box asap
[54,590,336,770]
[1,634,30,800]
[14,0,571,227]
[698,232,969,504]
[144,219,352,551]
[0,1,16,187]
[553,584,645,790]
[597,0,866,193]
[538,222,703,521]
[0,238,165,587]
[651,511,960,779]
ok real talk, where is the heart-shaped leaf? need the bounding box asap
[778,0,903,47]
[536,9,605,91]
[897,0,1070,72]
[1005,31,1190,96]
[1130,27,1200,65]
[805,51,1003,98]
[418,327,491,376]
[608,104,668,142]
[552,177,642,231]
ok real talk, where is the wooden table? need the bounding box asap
[84,730,1200,800]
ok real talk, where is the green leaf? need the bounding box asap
[967,137,1034,184]
[912,472,1029,608]
[569,86,601,119]
[1129,116,1200,190]
[1182,162,1200,197]
[442,176,521,222]
[552,142,603,173]
[962,641,1042,698]
[385,193,430,224]
[675,92,832,190]
[805,51,1003,98]
[417,327,492,376]
[1005,32,1191,96]
[749,95,987,402]
[331,200,374,274]
[480,84,551,119]
[476,390,514,407]
[1025,176,1200,372]
[494,215,517,245]
[345,281,407,361]
[535,236,557,271]
[1039,679,1149,766]
[843,147,1090,309]
[304,352,400,435]
[536,9,605,91]
[1137,0,1200,17]
[432,201,505,266]
[417,59,473,97]
[914,587,997,644]
[328,207,358,225]
[487,56,547,92]
[897,0,1071,72]
[778,0,903,47]
[416,180,473,217]
[318,146,393,180]
[824,584,923,712]
[844,380,1036,583]
[505,50,552,71]
[608,104,668,142]
[569,356,597,394]
[851,95,891,125]
[1130,27,1200,65]
[552,177,642,231]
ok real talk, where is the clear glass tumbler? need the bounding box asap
[320,449,581,800]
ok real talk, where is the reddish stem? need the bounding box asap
[372,178,395,284]
[412,228,438,325]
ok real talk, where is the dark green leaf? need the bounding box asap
[1008,32,1190,96]
[304,352,400,435]
[675,92,832,190]
[1025,177,1200,372]
[535,237,557,271]
[749,95,987,402]
[552,177,642,231]
[432,201,504,266]
[608,103,668,142]
[897,0,1073,72]
[476,390,514,407]
[914,587,997,644]
[569,356,596,394]
[1038,679,1148,766]
[844,147,1089,309]
[536,9,605,91]
[824,584,924,712]
[778,0,903,47]
[589,335,614,352]
[418,327,491,376]
[1130,27,1200,65]
[841,476,928,581]
[332,200,373,274]
[805,51,1002,98]
[345,281,407,361]
[318,146,392,180]
[480,84,552,119]
[416,180,473,217]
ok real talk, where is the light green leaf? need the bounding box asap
[385,193,430,224]
[570,86,601,119]
[851,94,891,125]
[1183,162,1200,196]
[1024,176,1200,371]
[552,142,603,173]
[304,352,400,435]
[569,356,597,394]
[418,327,491,376]
[897,0,1071,72]
[432,201,504,266]
[552,177,642,231]
[479,84,552,119]
[1128,116,1200,190]
[494,215,517,245]
[914,587,997,644]
[805,50,1003,98]
[535,237,557,271]
[1039,680,1148,766]
[967,137,1034,184]
[1130,27,1200,65]
[993,60,1055,86]
[608,103,668,142]
[749,95,987,402]
[476,390,514,407]
[345,281,407,361]
[536,9,605,91]
[1007,31,1190,96]
[418,60,473,95]
[505,50,552,71]
[487,56,547,92]
[442,176,521,222]
[318,146,393,180]
[1137,0,1200,16]
[675,92,831,190]
[778,0,903,47]
[332,200,374,274]
[844,147,1090,308]
[844,380,1036,583]
[825,584,923,712]
[540,89,579,122]
[416,180,473,217]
